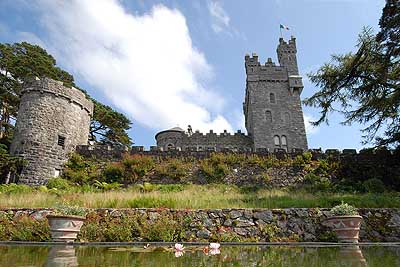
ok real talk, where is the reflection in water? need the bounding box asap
[338,246,367,267]
[45,246,78,267]
[1,244,399,267]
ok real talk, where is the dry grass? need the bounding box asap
[1,184,399,209]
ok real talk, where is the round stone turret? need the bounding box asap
[10,77,94,185]
[155,127,185,151]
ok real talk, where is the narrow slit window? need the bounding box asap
[266,110,272,122]
[57,135,65,148]
[270,93,276,103]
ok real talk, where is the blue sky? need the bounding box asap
[0,0,385,150]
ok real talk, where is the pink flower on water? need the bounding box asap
[175,251,184,258]
[210,248,221,255]
[174,243,184,252]
[209,243,220,250]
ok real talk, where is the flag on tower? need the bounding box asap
[280,24,290,30]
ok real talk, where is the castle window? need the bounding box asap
[166,143,174,151]
[266,110,272,122]
[270,93,276,103]
[57,135,65,148]
[274,135,280,147]
[281,135,288,151]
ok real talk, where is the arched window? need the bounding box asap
[270,93,276,103]
[166,144,174,151]
[266,110,272,122]
[281,135,288,152]
[274,135,280,147]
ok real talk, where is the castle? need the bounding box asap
[10,78,93,185]
[10,37,308,185]
[156,37,308,152]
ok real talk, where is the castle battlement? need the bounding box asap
[156,37,307,154]
[23,77,94,115]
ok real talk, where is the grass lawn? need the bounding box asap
[1,184,399,209]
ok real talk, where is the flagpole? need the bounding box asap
[280,26,282,38]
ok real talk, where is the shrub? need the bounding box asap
[138,212,185,242]
[293,155,306,167]
[199,160,230,183]
[363,178,385,193]
[0,183,32,194]
[302,151,313,163]
[154,158,190,181]
[53,204,87,217]
[303,173,330,192]
[46,178,72,191]
[93,180,122,191]
[102,163,124,183]
[122,154,155,183]
[62,153,100,184]
[330,202,358,216]
[8,216,50,241]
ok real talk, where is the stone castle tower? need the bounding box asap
[243,36,308,151]
[10,78,93,185]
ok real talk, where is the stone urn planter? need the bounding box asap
[325,203,362,243]
[47,215,86,242]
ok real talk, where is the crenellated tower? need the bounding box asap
[243,36,308,152]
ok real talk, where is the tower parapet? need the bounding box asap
[10,77,94,185]
[243,36,308,152]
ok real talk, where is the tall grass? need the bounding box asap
[0,184,399,209]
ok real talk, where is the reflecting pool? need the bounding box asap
[0,244,399,266]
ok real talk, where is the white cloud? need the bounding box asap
[304,114,319,135]
[208,1,230,33]
[34,0,233,133]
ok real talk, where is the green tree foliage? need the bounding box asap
[0,42,73,143]
[0,144,25,183]
[0,42,132,146]
[304,1,400,147]
[90,100,131,145]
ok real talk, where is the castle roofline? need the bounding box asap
[155,126,185,139]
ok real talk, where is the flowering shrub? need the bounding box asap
[330,202,358,216]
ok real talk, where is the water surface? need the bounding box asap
[1,244,399,266]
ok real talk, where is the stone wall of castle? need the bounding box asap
[10,78,94,185]
[244,37,308,152]
[155,129,253,152]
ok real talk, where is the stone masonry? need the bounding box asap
[10,77,93,185]
[156,127,253,152]
[156,37,308,152]
[2,208,400,242]
[244,37,308,152]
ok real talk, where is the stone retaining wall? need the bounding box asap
[2,208,399,242]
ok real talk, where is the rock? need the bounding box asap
[243,210,253,219]
[203,218,214,227]
[234,218,255,227]
[233,227,248,236]
[229,210,242,219]
[148,212,159,221]
[254,211,273,222]
[303,233,315,241]
[389,213,400,227]
[223,219,233,226]
[30,210,51,220]
[295,209,308,217]
[197,229,211,239]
